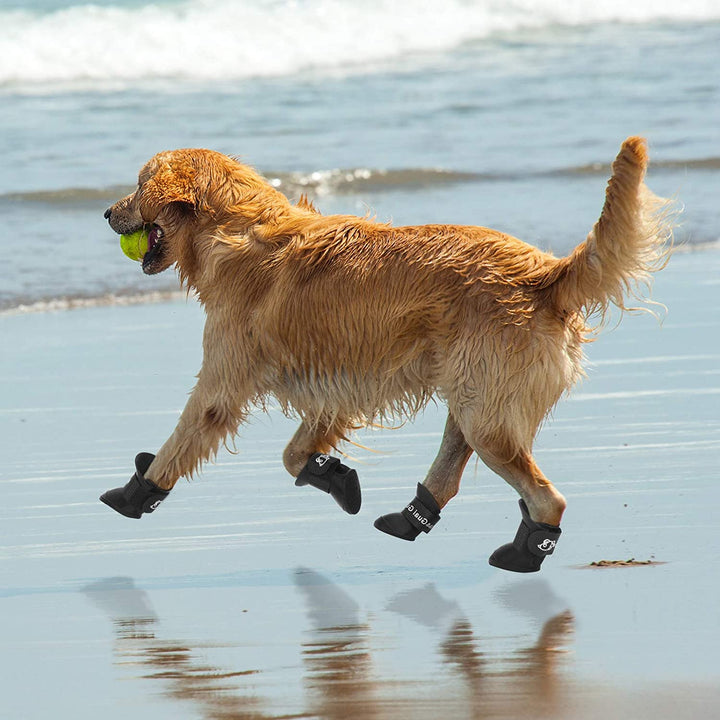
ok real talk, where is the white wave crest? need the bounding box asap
[1,0,718,87]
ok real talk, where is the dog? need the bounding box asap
[101,137,673,572]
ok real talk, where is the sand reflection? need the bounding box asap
[84,573,574,720]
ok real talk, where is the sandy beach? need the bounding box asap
[1,247,718,719]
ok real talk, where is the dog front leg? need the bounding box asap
[282,421,339,477]
[374,413,473,541]
[285,421,362,515]
[144,371,248,491]
[100,332,251,519]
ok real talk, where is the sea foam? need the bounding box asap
[1,0,718,87]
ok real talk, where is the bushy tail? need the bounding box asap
[550,136,675,322]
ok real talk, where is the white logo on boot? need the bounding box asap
[315,454,330,467]
[537,538,556,552]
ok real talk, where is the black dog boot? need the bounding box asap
[374,483,441,541]
[295,453,361,515]
[489,499,561,573]
[100,453,169,519]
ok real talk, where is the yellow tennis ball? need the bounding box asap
[120,229,149,261]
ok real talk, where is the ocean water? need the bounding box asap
[0,0,719,311]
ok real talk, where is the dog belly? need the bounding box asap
[270,365,435,426]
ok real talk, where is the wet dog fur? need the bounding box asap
[104,137,673,528]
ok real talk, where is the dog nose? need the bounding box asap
[104,207,112,220]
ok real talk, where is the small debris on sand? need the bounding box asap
[587,558,663,568]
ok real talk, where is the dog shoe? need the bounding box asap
[488,499,561,573]
[374,483,441,541]
[295,453,361,515]
[100,453,169,519]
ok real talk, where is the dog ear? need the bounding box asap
[142,157,198,210]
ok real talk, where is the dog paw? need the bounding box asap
[295,453,361,515]
[374,483,440,541]
[373,512,421,541]
[488,499,561,573]
[100,453,168,519]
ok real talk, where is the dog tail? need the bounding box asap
[549,136,675,322]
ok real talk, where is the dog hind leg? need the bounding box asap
[474,441,566,573]
[374,413,473,541]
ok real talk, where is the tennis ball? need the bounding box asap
[120,229,150,261]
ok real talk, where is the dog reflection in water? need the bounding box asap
[84,575,574,719]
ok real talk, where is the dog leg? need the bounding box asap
[282,421,332,477]
[477,448,566,526]
[374,414,472,541]
[476,446,566,573]
[100,377,247,518]
[285,421,362,515]
[147,383,248,490]
[100,321,252,518]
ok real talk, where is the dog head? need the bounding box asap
[104,148,288,280]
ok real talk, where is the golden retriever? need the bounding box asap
[101,137,673,572]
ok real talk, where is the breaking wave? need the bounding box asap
[1,0,719,88]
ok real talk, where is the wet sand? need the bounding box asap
[1,249,719,719]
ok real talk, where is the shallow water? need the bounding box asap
[0,1,719,310]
